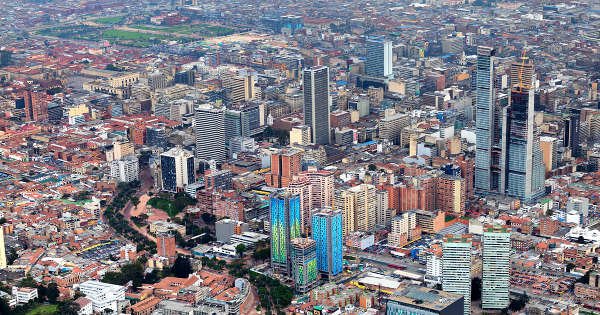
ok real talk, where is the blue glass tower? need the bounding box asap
[311,208,343,279]
[270,192,301,274]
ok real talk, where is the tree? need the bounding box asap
[58,300,81,315]
[47,282,60,303]
[235,244,247,258]
[18,276,37,288]
[171,256,192,278]
[253,246,270,261]
[367,164,377,171]
[201,212,216,225]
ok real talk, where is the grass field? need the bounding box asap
[26,304,58,315]
[38,25,101,41]
[93,16,125,25]
[101,29,188,48]
[132,23,236,37]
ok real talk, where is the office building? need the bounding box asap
[566,196,590,225]
[265,148,302,188]
[442,235,472,315]
[482,225,511,310]
[174,69,195,86]
[270,193,302,274]
[386,285,464,315]
[303,66,331,144]
[379,108,411,145]
[475,46,504,195]
[109,156,140,183]
[79,281,126,313]
[106,141,134,162]
[504,56,545,201]
[564,108,582,157]
[0,229,6,269]
[195,104,226,163]
[312,208,343,278]
[160,147,195,192]
[366,36,393,78]
[215,219,249,243]
[146,125,168,149]
[156,233,177,264]
[290,238,318,293]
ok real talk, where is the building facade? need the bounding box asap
[312,208,343,279]
[303,66,331,144]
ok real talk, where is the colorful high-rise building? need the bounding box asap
[311,208,343,279]
[270,193,302,274]
[482,225,511,310]
[442,235,472,315]
[290,238,318,293]
[303,66,331,145]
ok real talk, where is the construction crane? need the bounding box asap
[517,49,528,92]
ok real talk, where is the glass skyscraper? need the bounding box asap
[482,225,511,310]
[270,192,301,274]
[442,235,472,315]
[290,238,318,293]
[311,208,343,279]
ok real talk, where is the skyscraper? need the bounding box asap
[265,148,302,188]
[270,193,301,274]
[23,89,49,122]
[482,225,511,310]
[504,56,545,201]
[160,147,195,192]
[564,108,582,157]
[338,184,377,235]
[303,66,331,145]
[475,46,504,194]
[312,208,343,279]
[195,104,226,163]
[442,235,472,315]
[365,36,393,78]
[290,238,318,293]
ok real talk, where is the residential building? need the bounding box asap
[157,233,177,264]
[265,148,302,188]
[110,156,140,183]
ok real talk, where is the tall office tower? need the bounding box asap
[265,148,302,188]
[270,193,301,274]
[156,233,177,264]
[303,66,331,145]
[442,235,472,315]
[505,56,545,201]
[0,229,6,269]
[195,104,226,163]
[290,238,318,293]
[564,108,582,157]
[482,225,511,310]
[388,212,419,248]
[109,156,140,183]
[160,147,195,192]
[23,90,49,122]
[475,46,504,195]
[287,177,312,234]
[338,184,377,235]
[365,36,393,78]
[312,208,343,279]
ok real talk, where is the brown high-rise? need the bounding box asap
[265,149,302,188]
[23,90,49,122]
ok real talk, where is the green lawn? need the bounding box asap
[93,16,125,25]
[131,23,236,37]
[26,304,58,315]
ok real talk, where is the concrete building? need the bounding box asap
[338,184,377,235]
[0,229,6,269]
[290,125,311,146]
[385,285,464,315]
[540,136,558,174]
[265,148,302,188]
[482,225,511,310]
[379,108,411,145]
[442,235,472,315]
[303,66,331,144]
[156,233,177,264]
[216,218,249,243]
[388,212,420,248]
[79,280,126,313]
[195,104,226,163]
[11,287,38,304]
[365,36,393,78]
[109,156,139,183]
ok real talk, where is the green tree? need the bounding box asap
[171,256,192,278]
[58,300,81,315]
[47,282,60,303]
[235,244,247,258]
[367,164,377,171]
[18,276,37,288]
